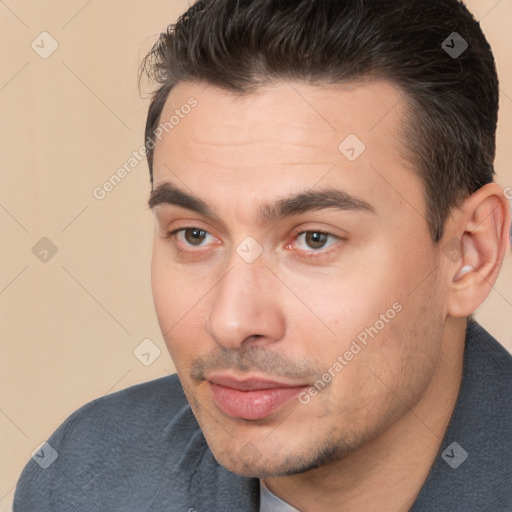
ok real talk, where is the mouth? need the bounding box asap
[206,373,309,421]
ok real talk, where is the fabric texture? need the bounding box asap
[259,480,301,512]
[13,320,512,511]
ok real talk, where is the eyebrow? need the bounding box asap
[148,182,376,223]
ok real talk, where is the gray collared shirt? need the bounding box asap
[259,480,302,512]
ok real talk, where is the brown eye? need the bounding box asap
[164,226,218,252]
[183,228,208,246]
[291,230,340,254]
[304,231,329,249]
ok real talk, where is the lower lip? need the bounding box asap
[209,383,307,420]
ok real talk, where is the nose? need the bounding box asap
[205,257,286,350]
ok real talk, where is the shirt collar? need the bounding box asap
[259,480,302,512]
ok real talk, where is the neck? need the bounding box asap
[262,318,466,512]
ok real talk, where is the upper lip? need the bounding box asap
[206,374,308,391]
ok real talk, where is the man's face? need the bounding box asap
[150,80,448,477]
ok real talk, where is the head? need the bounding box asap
[142,0,510,477]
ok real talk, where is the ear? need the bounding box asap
[444,183,511,317]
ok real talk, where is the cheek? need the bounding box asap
[290,255,443,410]
[339,282,445,420]
[151,252,174,330]
[280,263,403,351]
[297,311,443,445]
[151,242,201,325]
[151,250,193,359]
[151,248,220,373]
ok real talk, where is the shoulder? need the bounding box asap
[45,372,195,451]
[451,320,512,460]
[462,320,512,411]
[459,320,512,455]
[13,374,207,511]
[412,321,512,511]
[63,372,192,429]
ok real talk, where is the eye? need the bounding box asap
[164,227,341,256]
[166,227,216,247]
[292,230,339,252]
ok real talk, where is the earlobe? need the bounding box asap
[446,183,511,318]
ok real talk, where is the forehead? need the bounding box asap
[154,79,408,170]
[151,79,424,226]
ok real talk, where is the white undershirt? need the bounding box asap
[259,480,302,512]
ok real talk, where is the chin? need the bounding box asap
[210,439,348,479]
[213,454,293,479]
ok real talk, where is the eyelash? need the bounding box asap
[164,227,341,257]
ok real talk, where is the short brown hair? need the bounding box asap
[139,0,499,242]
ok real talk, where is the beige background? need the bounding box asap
[0,1,511,510]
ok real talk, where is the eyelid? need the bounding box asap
[164,225,344,256]
[286,228,341,254]
[165,226,218,244]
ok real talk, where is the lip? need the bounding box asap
[206,373,309,420]
[207,374,305,390]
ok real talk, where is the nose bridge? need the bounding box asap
[206,253,285,349]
